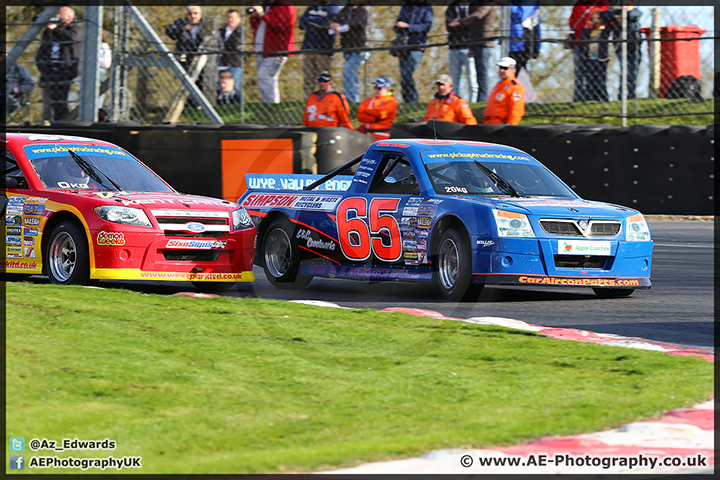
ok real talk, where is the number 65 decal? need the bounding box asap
[337,197,402,262]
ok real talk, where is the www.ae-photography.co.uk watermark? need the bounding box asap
[460,452,708,471]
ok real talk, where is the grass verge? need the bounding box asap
[5,282,713,474]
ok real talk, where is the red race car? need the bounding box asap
[2,133,256,292]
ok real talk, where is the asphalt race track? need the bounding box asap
[230,220,714,349]
[46,220,712,349]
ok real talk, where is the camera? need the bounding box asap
[48,14,61,25]
[246,7,255,15]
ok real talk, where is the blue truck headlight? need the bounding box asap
[626,214,651,241]
[493,209,535,238]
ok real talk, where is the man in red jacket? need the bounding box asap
[356,76,398,141]
[482,57,525,125]
[423,74,477,125]
[249,0,296,103]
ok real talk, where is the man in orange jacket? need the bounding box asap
[482,57,526,125]
[302,71,354,130]
[423,74,477,125]
[356,76,398,141]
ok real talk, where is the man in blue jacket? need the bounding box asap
[299,0,341,98]
[394,0,433,103]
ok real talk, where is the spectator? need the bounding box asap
[165,5,206,72]
[4,46,35,116]
[218,9,244,99]
[448,1,496,103]
[97,30,112,109]
[603,2,642,100]
[569,0,611,101]
[299,0,341,98]
[217,71,241,105]
[481,57,525,125]
[357,76,398,141]
[35,6,82,124]
[302,71,354,130]
[394,0,433,104]
[446,1,478,103]
[329,0,369,103]
[423,73,477,124]
[508,0,540,72]
[249,0,296,103]
[165,4,206,104]
[580,8,610,101]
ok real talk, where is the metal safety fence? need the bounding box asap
[4,2,716,127]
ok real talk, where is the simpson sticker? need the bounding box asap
[97,231,126,246]
[242,193,342,211]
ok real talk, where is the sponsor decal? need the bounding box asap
[6,237,21,246]
[306,263,431,281]
[419,252,429,264]
[516,200,602,208]
[404,260,419,266]
[23,204,46,216]
[417,239,428,251]
[6,251,23,258]
[24,246,36,258]
[242,193,342,211]
[245,174,353,192]
[23,237,35,246]
[406,197,424,206]
[132,197,224,206]
[97,231,126,246]
[23,227,39,236]
[424,198,444,205]
[2,260,39,270]
[7,206,23,215]
[186,222,206,233]
[95,192,121,199]
[402,240,416,250]
[6,215,22,226]
[23,217,41,226]
[417,204,438,216]
[559,240,611,256]
[7,247,23,254]
[518,276,641,287]
[416,228,429,238]
[404,251,418,260]
[296,229,336,251]
[7,227,22,236]
[8,196,26,205]
[477,239,495,247]
[26,197,48,204]
[165,239,226,249]
[417,217,432,228]
[374,142,409,148]
[402,206,419,216]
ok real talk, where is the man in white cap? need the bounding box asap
[423,73,477,125]
[482,56,525,125]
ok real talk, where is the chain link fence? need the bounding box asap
[5,3,715,127]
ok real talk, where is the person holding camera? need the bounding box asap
[249,0,296,103]
[35,6,82,124]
